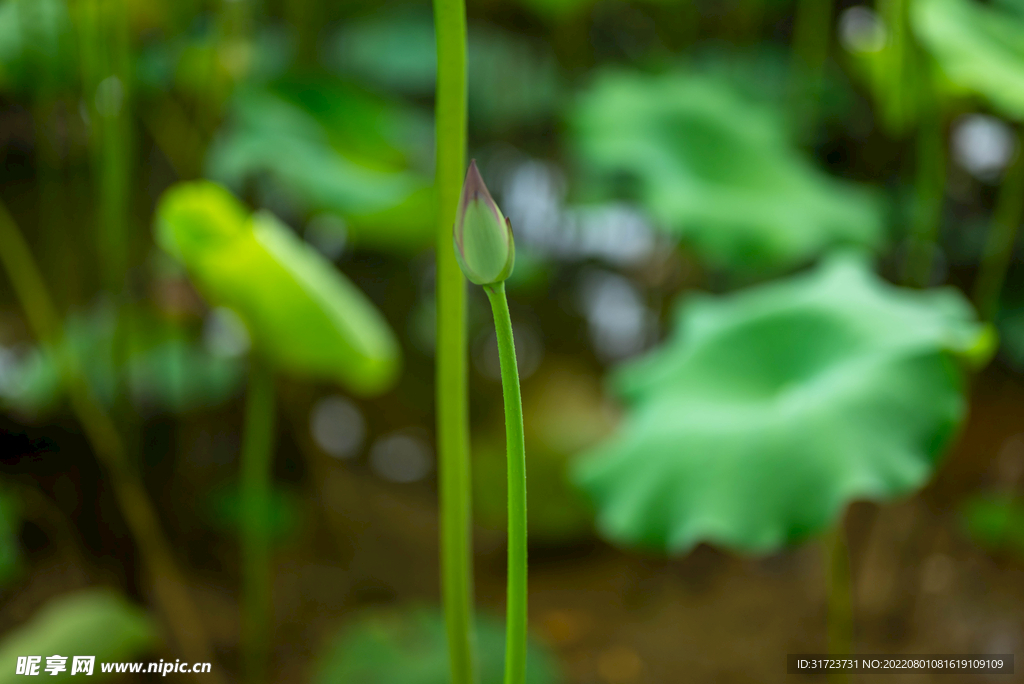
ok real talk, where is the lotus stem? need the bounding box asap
[240,356,276,684]
[825,524,853,684]
[483,282,527,684]
[78,0,132,294]
[77,0,134,425]
[878,0,910,135]
[973,127,1024,321]
[902,105,946,288]
[0,200,221,680]
[432,0,475,681]
[790,0,833,133]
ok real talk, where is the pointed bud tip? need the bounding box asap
[453,160,514,286]
[462,159,491,204]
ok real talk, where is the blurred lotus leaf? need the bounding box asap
[570,71,885,275]
[314,606,561,684]
[912,0,1024,120]
[329,13,560,132]
[0,487,19,588]
[205,78,434,253]
[156,181,401,395]
[694,45,819,114]
[960,492,1024,559]
[135,27,292,99]
[204,482,302,544]
[0,303,244,417]
[0,589,157,683]
[572,253,993,555]
[0,0,75,94]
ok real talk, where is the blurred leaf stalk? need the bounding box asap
[0,203,219,673]
[0,0,220,674]
[78,0,131,295]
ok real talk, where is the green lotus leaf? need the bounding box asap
[570,71,884,274]
[126,337,245,414]
[0,0,75,95]
[960,492,1024,559]
[205,80,433,253]
[314,606,561,684]
[572,254,993,555]
[0,589,157,683]
[156,181,401,395]
[204,482,303,544]
[912,0,1024,120]
[0,303,244,416]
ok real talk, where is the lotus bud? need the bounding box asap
[453,160,515,286]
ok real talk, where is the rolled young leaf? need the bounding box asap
[156,181,400,395]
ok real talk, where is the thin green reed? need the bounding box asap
[879,0,911,134]
[241,357,276,684]
[80,0,132,293]
[825,525,853,684]
[19,0,71,306]
[903,104,946,288]
[973,127,1024,321]
[286,0,321,67]
[790,0,833,132]
[0,201,222,681]
[76,0,134,427]
[432,0,475,682]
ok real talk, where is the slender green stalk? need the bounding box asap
[825,525,852,684]
[32,101,73,306]
[734,0,765,42]
[483,282,528,684]
[432,0,474,682]
[77,0,134,427]
[974,128,1024,321]
[0,201,222,681]
[79,0,132,294]
[878,0,910,135]
[240,356,276,684]
[212,0,253,120]
[286,0,320,67]
[902,105,946,288]
[790,0,833,132]
[20,0,73,307]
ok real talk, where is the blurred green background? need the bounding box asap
[1,0,1023,682]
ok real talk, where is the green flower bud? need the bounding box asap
[453,160,515,286]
